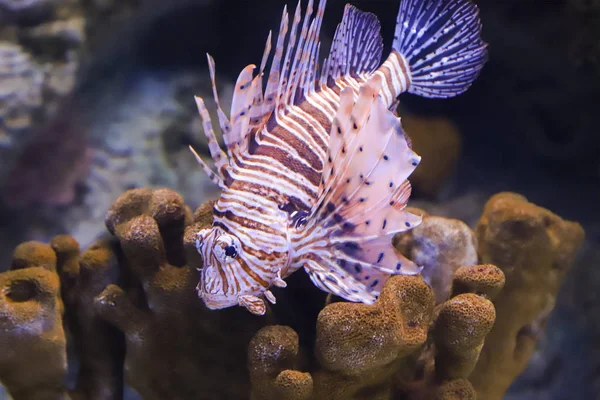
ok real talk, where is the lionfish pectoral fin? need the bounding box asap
[264,290,276,305]
[303,259,376,304]
[273,269,287,288]
[298,76,424,303]
[238,294,266,316]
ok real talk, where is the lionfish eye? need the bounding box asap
[292,210,309,228]
[224,245,238,258]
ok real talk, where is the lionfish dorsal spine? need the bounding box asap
[259,31,273,75]
[284,0,314,105]
[188,144,224,188]
[263,5,289,115]
[188,95,229,189]
[241,31,272,137]
[275,1,303,111]
[206,55,232,150]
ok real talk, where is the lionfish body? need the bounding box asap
[192,0,487,315]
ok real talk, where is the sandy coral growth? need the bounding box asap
[0,189,585,400]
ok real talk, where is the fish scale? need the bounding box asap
[190,0,488,315]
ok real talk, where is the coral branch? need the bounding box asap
[470,192,585,399]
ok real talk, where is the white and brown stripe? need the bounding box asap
[194,0,415,303]
[212,63,412,292]
[192,0,489,314]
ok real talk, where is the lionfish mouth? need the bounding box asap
[198,289,240,310]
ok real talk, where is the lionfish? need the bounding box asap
[190,0,487,315]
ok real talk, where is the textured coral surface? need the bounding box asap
[51,234,124,400]
[249,325,313,400]
[313,275,435,400]
[99,188,265,399]
[0,241,68,400]
[0,189,586,400]
[470,193,586,400]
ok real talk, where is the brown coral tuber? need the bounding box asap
[470,192,585,399]
[0,187,584,400]
[450,264,505,300]
[0,242,68,400]
[433,293,496,380]
[401,263,503,400]
[248,325,313,400]
[95,188,265,400]
[51,234,125,400]
[313,275,436,400]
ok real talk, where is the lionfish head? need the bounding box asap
[196,225,278,315]
[194,226,245,308]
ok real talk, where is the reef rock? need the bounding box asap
[0,41,44,181]
[395,210,479,304]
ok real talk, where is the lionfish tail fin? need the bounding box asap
[296,75,423,303]
[394,0,488,98]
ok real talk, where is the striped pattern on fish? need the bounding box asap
[190,0,488,315]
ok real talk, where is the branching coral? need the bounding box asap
[395,265,500,400]
[97,188,265,400]
[470,192,585,400]
[0,241,68,400]
[0,189,585,400]
[50,234,124,400]
[313,275,435,400]
[245,263,503,400]
[248,325,313,400]
[0,235,125,400]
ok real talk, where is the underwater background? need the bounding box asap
[0,0,598,399]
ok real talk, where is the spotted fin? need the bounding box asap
[320,4,383,85]
[394,0,488,98]
[295,75,422,303]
